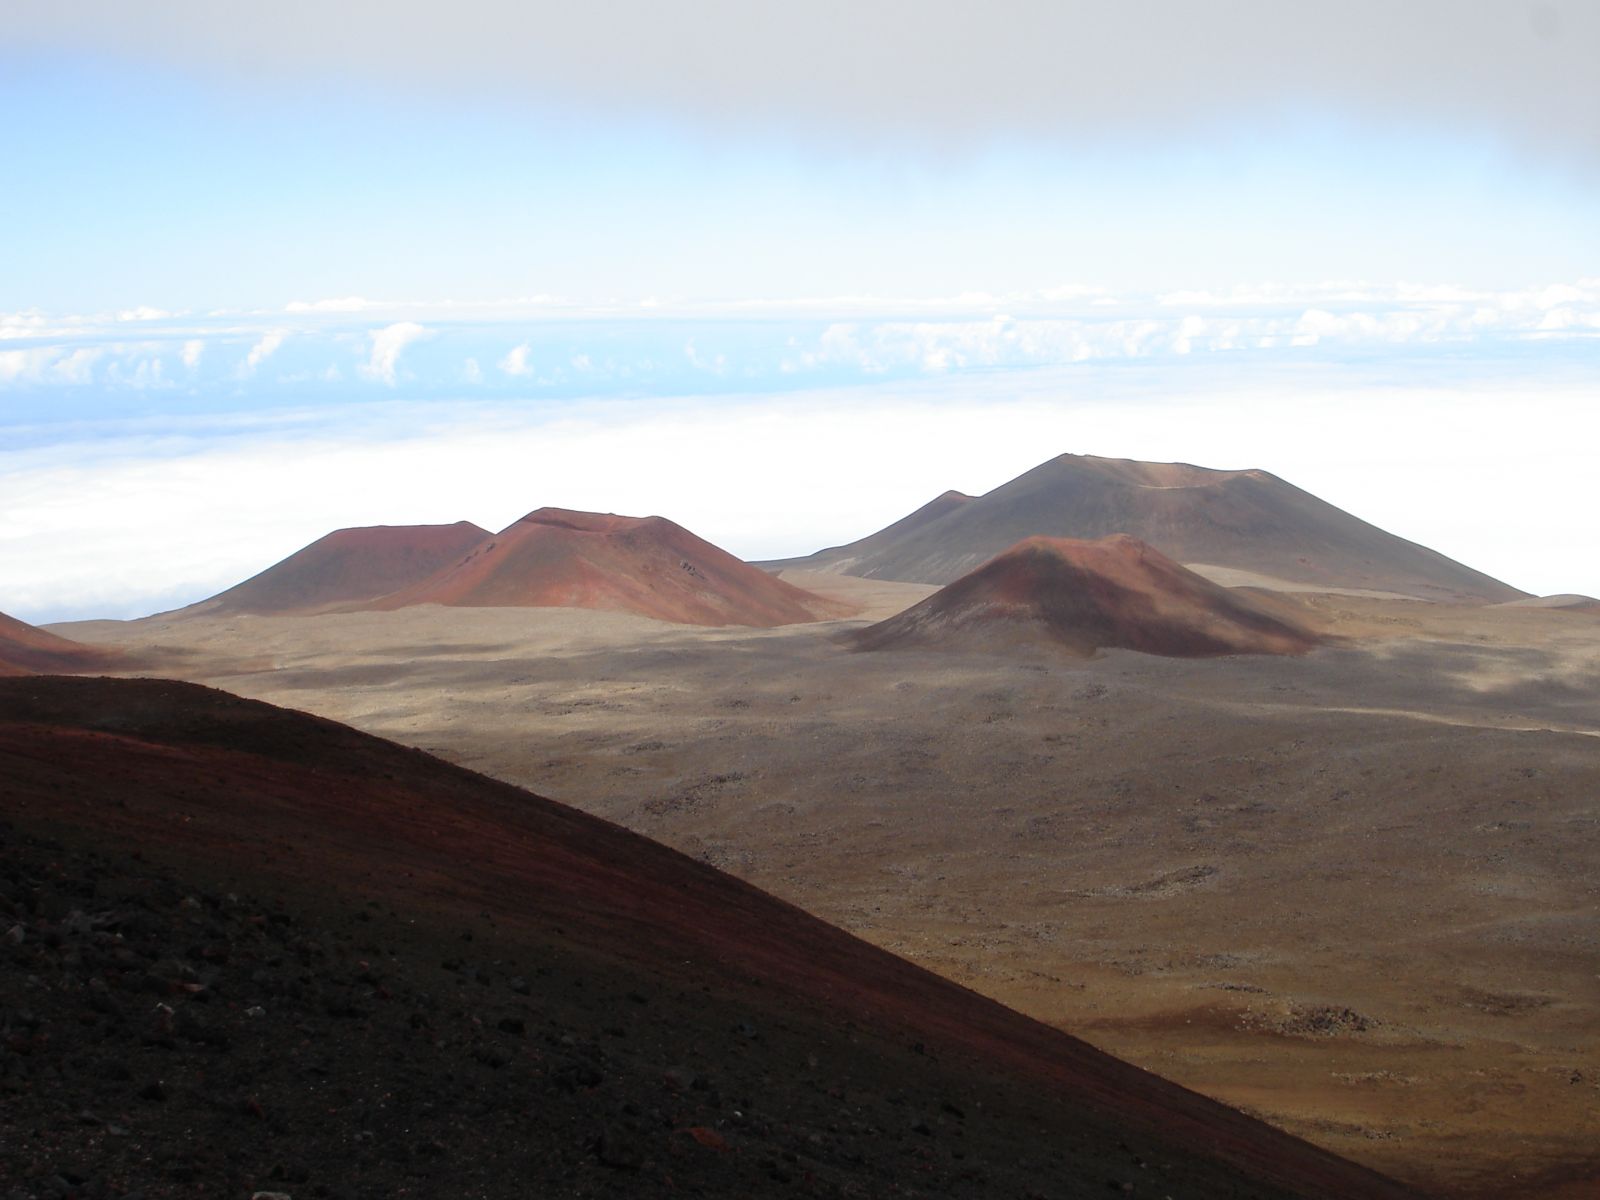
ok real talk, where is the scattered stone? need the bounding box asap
[685,1125,729,1151]
[593,1128,645,1172]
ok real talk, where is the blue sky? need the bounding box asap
[5,51,1599,313]
[3,2,1598,619]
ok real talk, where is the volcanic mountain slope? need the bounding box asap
[801,488,976,569]
[852,535,1322,657]
[0,676,1414,1200]
[0,610,112,675]
[772,453,1524,603]
[1497,593,1600,613]
[375,507,848,626]
[183,520,491,615]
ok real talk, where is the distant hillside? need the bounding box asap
[0,609,113,675]
[770,454,1524,604]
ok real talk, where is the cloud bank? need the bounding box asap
[4,355,1597,623]
[2,282,1596,407]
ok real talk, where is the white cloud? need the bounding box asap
[1,310,56,340]
[684,340,727,374]
[0,345,103,386]
[239,330,286,377]
[115,305,170,322]
[359,321,430,385]
[285,296,378,313]
[0,348,43,384]
[3,281,1599,397]
[106,356,167,389]
[462,357,483,383]
[499,342,534,376]
[786,281,1600,375]
[55,348,103,384]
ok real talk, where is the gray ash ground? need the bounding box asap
[0,820,1227,1200]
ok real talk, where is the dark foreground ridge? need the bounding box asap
[0,677,1417,1199]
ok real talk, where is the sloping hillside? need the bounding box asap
[0,675,1414,1199]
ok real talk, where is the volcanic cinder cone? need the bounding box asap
[375,508,849,627]
[772,453,1524,603]
[851,534,1322,658]
[188,521,492,615]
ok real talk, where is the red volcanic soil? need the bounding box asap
[0,676,1413,1199]
[374,507,848,626]
[852,534,1322,657]
[776,453,1525,603]
[187,521,491,615]
[0,609,113,675]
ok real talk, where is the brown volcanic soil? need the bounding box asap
[62,583,1600,1199]
[767,454,1525,604]
[0,676,1414,1200]
[374,507,848,627]
[184,521,491,616]
[851,535,1321,658]
[0,611,113,676]
[1497,594,1600,614]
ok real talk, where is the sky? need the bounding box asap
[2,2,1598,620]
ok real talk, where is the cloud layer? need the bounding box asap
[4,353,1598,623]
[3,282,1597,406]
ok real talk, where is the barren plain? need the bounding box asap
[57,575,1600,1198]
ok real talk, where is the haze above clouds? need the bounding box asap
[10,1,1600,157]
